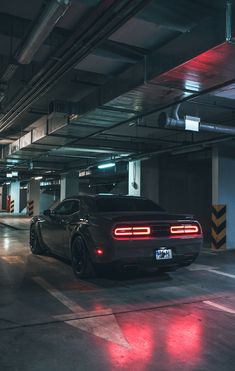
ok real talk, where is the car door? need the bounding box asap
[40,200,75,254]
[61,199,81,258]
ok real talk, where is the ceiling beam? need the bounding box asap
[0,0,150,134]
[94,40,147,64]
[135,0,216,33]
[78,12,228,116]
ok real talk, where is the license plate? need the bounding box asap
[156,249,172,260]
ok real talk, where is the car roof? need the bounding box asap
[64,194,149,201]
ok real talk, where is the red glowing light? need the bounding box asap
[96,248,104,255]
[166,315,202,362]
[170,224,200,235]
[108,320,154,368]
[114,226,151,238]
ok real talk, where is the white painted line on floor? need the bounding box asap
[33,276,83,312]
[202,250,218,255]
[33,276,130,347]
[203,300,235,315]
[208,270,235,280]
[187,264,219,271]
[67,313,131,348]
[1,256,25,264]
[187,264,235,279]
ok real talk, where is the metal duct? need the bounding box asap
[16,0,71,64]
[158,112,235,135]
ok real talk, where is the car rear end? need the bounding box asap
[112,219,202,270]
[92,212,203,271]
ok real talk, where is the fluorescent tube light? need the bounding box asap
[98,163,115,169]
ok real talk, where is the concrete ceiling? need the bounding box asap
[1,0,235,182]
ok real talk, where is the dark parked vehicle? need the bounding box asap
[30,194,203,278]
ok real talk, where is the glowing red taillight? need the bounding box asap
[170,224,200,235]
[95,248,104,255]
[113,226,151,238]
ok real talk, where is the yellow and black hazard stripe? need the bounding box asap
[10,200,14,213]
[28,200,34,217]
[211,204,226,250]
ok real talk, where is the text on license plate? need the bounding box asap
[156,249,172,260]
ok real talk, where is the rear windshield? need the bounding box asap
[95,197,165,212]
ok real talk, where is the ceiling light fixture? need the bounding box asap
[34,176,43,180]
[98,163,115,169]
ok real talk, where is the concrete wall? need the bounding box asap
[20,189,27,212]
[159,155,211,241]
[128,161,141,196]
[2,185,7,210]
[141,159,159,204]
[40,190,60,213]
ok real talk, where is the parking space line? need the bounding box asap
[188,264,235,279]
[203,300,235,314]
[33,276,84,312]
[208,270,235,280]
[33,276,129,347]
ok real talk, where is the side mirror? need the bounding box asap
[43,209,52,216]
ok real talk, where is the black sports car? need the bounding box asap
[30,194,203,278]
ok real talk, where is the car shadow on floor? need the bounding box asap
[32,252,174,288]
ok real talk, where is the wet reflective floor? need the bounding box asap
[0,221,235,371]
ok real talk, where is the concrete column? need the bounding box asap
[9,181,20,213]
[60,171,79,201]
[0,186,2,211]
[212,146,235,249]
[212,146,219,204]
[128,161,141,196]
[141,158,159,204]
[27,179,40,216]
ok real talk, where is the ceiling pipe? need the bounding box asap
[16,0,71,64]
[0,0,70,105]
[226,0,235,44]
[173,103,180,120]
[158,111,235,135]
[0,0,149,133]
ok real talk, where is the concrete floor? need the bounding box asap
[0,218,235,371]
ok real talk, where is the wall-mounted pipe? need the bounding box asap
[226,0,235,44]
[158,111,235,135]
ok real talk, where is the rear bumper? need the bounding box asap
[112,252,199,270]
[93,237,202,268]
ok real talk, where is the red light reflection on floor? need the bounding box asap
[108,321,155,369]
[107,310,203,369]
[166,314,202,362]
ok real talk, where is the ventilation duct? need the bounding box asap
[158,111,235,135]
[16,0,70,64]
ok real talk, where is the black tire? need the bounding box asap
[71,236,95,279]
[30,225,44,255]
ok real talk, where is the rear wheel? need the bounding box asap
[71,236,95,278]
[30,226,44,255]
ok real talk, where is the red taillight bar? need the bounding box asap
[170,224,200,235]
[114,226,151,238]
